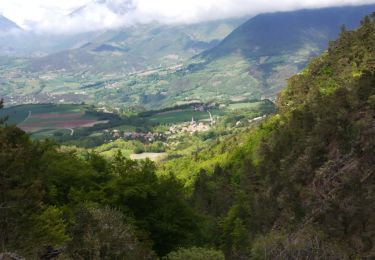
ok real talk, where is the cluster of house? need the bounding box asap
[4,93,89,106]
[192,103,217,112]
[105,129,164,142]
[166,117,211,135]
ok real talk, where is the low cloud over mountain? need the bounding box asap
[1,0,375,34]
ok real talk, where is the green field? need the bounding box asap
[148,109,224,124]
[227,101,263,110]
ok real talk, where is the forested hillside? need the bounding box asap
[191,12,375,259]
[1,11,375,260]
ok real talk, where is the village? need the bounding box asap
[105,113,216,143]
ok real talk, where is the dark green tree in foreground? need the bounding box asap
[0,100,202,257]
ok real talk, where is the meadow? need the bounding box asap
[148,108,224,124]
[227,101,263,110]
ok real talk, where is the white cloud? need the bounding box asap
[1,0,375,34]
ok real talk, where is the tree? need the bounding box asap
[66,207,156,259]
[0,99,8,126]
[107,154,202,256]
[0,125,50,257]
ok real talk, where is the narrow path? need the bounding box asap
[208,110,213,123]
[21,111,32,124]
[67,128,74,136]
[25,111,32,121]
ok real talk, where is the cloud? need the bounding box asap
[1,0,375,34]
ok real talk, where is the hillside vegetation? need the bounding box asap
[190,12,375,259]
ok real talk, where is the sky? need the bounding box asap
[1,0,375,34]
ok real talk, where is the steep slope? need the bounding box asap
[155,4,375,104]
[0,15,23,55]
[0,15,20,32]
[204,5,375,58]
[191,13,375,259]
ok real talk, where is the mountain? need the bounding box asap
[83,4,375,108]
[0,15,23,54]
[170,4,375,100]
[2,5,375,109]
[70,0,135,17]
[0,16,245,108]
[26,0,245,72]
[0,15,106,57]
[27,18,245,73]
[203,5,375,59]
[0,15,20,32]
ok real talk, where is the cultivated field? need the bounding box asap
[0,104,106,134]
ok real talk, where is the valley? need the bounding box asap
[0,1,375,259]
[0,99,275,166]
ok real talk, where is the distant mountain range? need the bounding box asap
[27,18,246,73]
[1,4,375,108]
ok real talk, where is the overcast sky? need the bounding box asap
[1,0,375,34]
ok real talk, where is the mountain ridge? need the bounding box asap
[203,4,375,59]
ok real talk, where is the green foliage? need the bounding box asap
[189,14,375,259]
[0,125,49,257]
[0,121,201,257]
[107,152,201,256]
[0,99,8,125]
[66,207,156,259]
[32,206,70,249]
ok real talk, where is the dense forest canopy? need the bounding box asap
[1,12,375,260]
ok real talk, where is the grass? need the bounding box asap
[227,101,263,110]
[130,153,168,161]
[99,149,133,158]
[148,109,223,124]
